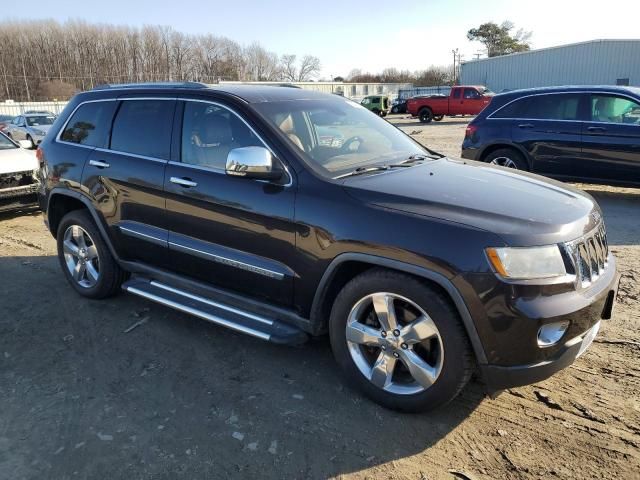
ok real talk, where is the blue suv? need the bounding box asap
[461,86,640,187]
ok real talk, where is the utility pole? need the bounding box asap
[451,48,460,85]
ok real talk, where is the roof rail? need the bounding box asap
[92,81,208,91]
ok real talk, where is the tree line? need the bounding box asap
[0,20,322,101]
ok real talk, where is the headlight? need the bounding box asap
[486,245,566,280]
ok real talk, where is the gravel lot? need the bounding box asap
[1,116,638,479]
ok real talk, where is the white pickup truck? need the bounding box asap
[0,132,39,213]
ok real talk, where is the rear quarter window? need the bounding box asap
[60,101,117,147]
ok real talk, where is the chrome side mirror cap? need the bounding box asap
[18,140,33,149]
[226,146,282,181]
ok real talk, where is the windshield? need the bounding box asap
[0,132,17,150]
[252,98,429,178]
[26,115,55,126]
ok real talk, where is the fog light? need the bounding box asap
[537,321,569,347]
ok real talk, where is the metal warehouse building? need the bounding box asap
[460,39,640,92]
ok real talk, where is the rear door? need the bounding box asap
[448,88,463,115]
[163,98,296,307]
[81,96,176,266]
[579,93,640,183]
[510,93,585,177]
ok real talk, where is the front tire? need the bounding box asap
[56,210,126,299]
[418,108,433,123]
[329,269,474,412]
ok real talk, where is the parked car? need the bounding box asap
[390,99,407,114]
[0,114,14,132]
[361,95,391,116]
[4,112,56,148]
[461,85,640,188]
[407,86,494,123]
[0,132,40,213]
[39,83,618,412]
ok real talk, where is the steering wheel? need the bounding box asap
[340,136,364,154]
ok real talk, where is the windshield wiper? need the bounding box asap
[337,161,421,179]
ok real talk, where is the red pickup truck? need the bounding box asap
[406,86,494,123]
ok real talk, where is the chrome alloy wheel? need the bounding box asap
[346,292,444,395]
[62,225,100,288]
[490,156,518,168]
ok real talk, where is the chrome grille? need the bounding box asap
[563,223,609,289]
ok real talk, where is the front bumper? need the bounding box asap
[478,266,620,393]
[0,183,40,213]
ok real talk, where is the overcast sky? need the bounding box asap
[4,0,639,78]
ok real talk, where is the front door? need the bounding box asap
[164,99,296,307]
[510,93,585,177]
[579,93,640,184]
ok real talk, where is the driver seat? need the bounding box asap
[278,114,304,151]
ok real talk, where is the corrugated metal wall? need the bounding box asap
[460,40,640,92]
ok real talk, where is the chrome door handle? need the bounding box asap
[170,177,198,188]
[587,126,607,132]
[89,159,110,168]
[518,123,534,129]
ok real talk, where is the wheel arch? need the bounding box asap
[310,253,488,364]
[47,190,121,262]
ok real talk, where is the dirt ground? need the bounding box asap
[0,117,638,480]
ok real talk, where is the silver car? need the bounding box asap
[4,112,56,148]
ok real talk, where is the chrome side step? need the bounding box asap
[122,278,308,345]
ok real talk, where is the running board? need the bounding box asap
[122,278,308,345]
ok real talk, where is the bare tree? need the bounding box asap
[297,55,321,81]
[281,54,297,82]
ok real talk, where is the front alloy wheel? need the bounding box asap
[330,269,474,412]
[346,292,444,394]
[62,225,100,288]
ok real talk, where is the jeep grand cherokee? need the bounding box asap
[38,83,619,412]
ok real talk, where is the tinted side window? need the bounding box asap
[492,98,528,118]
[452,89,461,99]
[110,100,175,159]
[524,94,581,120]
[371,97,380,104]
[60,101,116,147]
[181,102,263,170]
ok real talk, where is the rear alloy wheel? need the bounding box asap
[57,210,126,299]
[330,269,474,412]
[418,108,433,123]
[485,148,528,170]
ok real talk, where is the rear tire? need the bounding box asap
[484,148,528,170]
[56,210,127,299]
[418,108,433,123]
[329,269,474,412]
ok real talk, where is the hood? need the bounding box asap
[342,157,600,246]
[30,124,52,133]
[0,147,38,175]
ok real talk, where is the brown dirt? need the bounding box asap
[0,117,638,479]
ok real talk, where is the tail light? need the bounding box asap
[465,124,478,139]
[36,146,44,167]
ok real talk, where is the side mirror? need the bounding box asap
[18,140,33,149]
[225,146,282,181]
